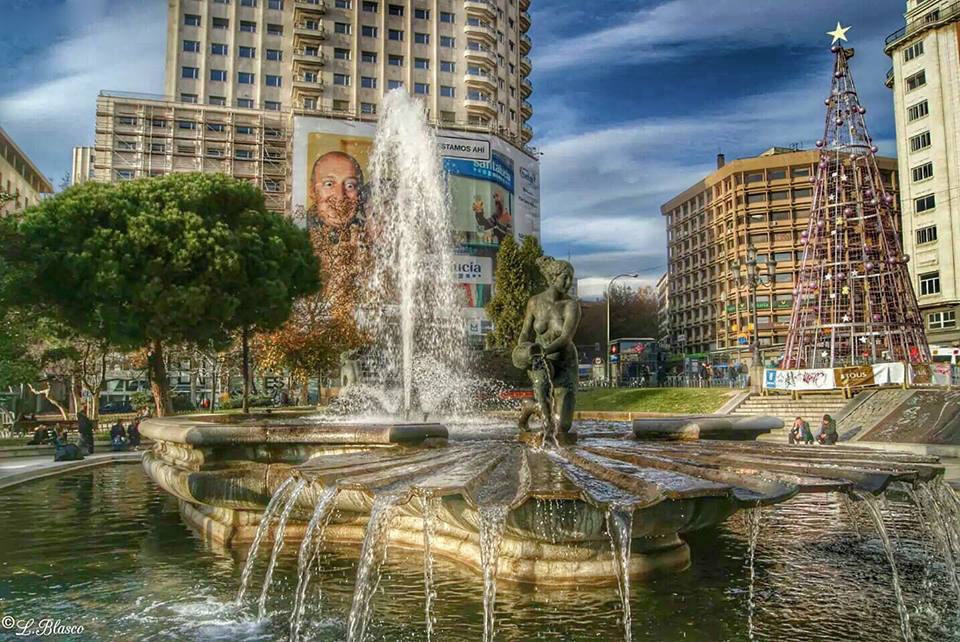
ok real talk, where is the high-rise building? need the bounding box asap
[0,126,53,215]
[656,272,670,343]
[661,148,900,364]
[71,146,96,185]
[163,0,533,146]
[885,0,960,347]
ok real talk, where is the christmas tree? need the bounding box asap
[782,25,930,369]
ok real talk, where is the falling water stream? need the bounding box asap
[855,490,914,642]
[422,496,440,642]
[478,504,509,642]
[744,507,763,641]
[237,476,295,605]
[606,506,636,642]
[290,487,338,642]
[259,480,308,620]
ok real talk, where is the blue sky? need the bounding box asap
[0,0,907,296]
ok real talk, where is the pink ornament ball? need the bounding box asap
[835,71,843,78]
[903,254,910,263]
[836,118,843,126]
[873,314,882,322]
[871,146,879,153]
[843,207,853,216]
[865,189,874,198]
[884,194,894,205]
[824,98,831,106]
[831,45,841,53]
[816,140,824,148]
[809,176,816,184]
[793,288,800,296]
[865,262,874,271]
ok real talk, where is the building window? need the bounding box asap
[206,147,225,158]
[467,89,488,101]
[389,29,404,41]
[181,93,198,103]
[440,60,456,73]
[915,194,936,213]
[266,48,282,61]
[210,69,227,81]
[185,14,201,26]
[912,162,934,182]
[182,66,201,80]
[183,40,200,52]
[910,130,932,152]
[362,1,378,11]
[414,82,429,95]
[769,190,789,201]
[240,46,257,58]
[414,57,429,69]
[235,149,255,160]
[209,95,227,105]
[241,0,257,6]
[440,36,456,48]
[905,70,927,91]
[336,22,353,34]
[929,311,956,329]
[361,76,377,88]
[440,11,454,23]
[903,41,924,62]
[211,43,228,55]
[792,166,811,178]
[793,188,812,199]
[746,193,766,204]
[907,100,929,122]
[212,17,230,29]
[240,20,257,32]
[361,51,377,63]
[441,110,456,123]
[414,32,429,44]
[151,118,167,128]
[916,225,937,245]
[116,140,137,151]
[388,54,404,66]
[388,79,404,90]
[177,119,197,130]
[303,97,317,110]
[768,169,787,180]
[335,48,351,60]
[150,142,166,154]
[238,72,255,84]
[236,125,255,134]
[389,4,404,15]
[361,25,377,37]
[265,101,281,111]
[267,23,283,36]
[414,8,429,19]
[333,99,350,111]
[335,0,352,6]
[333,73,350,86]
[237,98,255,108]
[440,85,455,97]
[920,272,941,296]
[116,170,135,181]
[268,0,284,9]
[361,102,377,114]
[266,74,282,87]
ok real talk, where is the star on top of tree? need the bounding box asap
[827,22,851,44]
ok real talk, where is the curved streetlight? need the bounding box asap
[606,272,640,385]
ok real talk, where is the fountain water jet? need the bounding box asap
[259,479,307,620]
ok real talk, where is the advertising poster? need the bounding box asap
[292,116,541,337]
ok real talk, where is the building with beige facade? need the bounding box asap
[0,126,53,215]
[70,146,96,186]
[661,148,900,365]
[885,0,960,348]
[163,0,533,146]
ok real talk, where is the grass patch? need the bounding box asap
[576,387,736,414]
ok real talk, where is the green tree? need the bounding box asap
[485,235,545,350]
[6,174,319,416]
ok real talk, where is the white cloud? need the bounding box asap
[535,0,893,73]
[0,1,165,186]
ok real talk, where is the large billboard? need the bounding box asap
[292,116,541,335]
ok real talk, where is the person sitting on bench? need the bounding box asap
[110,420,128,451]
[53,426,84,462]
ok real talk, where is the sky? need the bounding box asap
[0,0,907,297]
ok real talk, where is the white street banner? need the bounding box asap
[873,362,907,386]
[764,368,835,391]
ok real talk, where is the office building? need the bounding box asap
[661,148,900,364]
[0,126,53,215]
[885,0,960,347]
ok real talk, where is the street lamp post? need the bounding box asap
[729,245,777,367]
[606,272,640,386]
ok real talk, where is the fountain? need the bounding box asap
[140,91,960,641]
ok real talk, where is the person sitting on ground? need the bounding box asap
[53,426,84,462]
[126,420,141,449]
[110,420,128,452]
[788,417,804,445]
[76,411,95,455]
[27,426,52,445]
[817,414,838,445]
[801,419,815,445]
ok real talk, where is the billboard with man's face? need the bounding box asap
[292,116,541,335]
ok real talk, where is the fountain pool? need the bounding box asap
[2,463,959,641]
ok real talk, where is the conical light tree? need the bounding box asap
[782,27,930,369]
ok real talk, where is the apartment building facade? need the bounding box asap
[0,126,53,215]
[661,148,900,364]
[70,146,96,186]
[164,0,533,146]
[885,0,960,347]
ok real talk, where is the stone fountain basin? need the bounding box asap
[140,413,945,586]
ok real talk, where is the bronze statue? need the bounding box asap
[513,256,581,439]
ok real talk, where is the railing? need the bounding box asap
[885,1,960,49]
